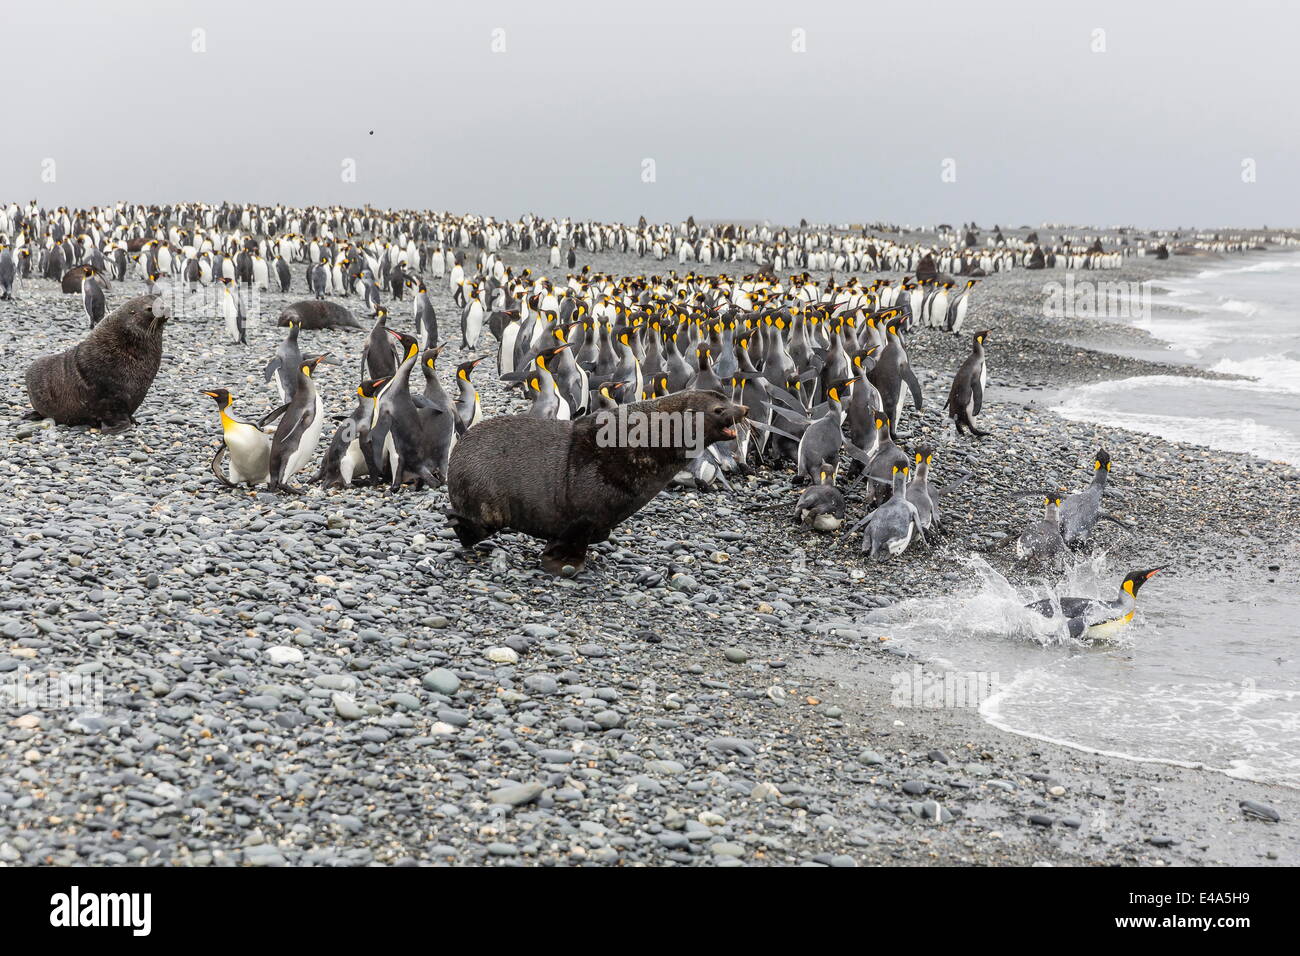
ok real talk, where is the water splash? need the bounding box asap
[863,552,1127,650]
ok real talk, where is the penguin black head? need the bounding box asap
[358,377,389,399]
[975,329,991,345]
[1094,448,1111,472]
[1123,567,1162,596]
[300,354,326,378]
[385,329,420,360]
[827,379,855,404]
[457,357,487,380]
[421,345,445,369]
[200,388,232,408]
[913,446,934,469]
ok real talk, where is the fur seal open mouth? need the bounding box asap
[721,425,737,439]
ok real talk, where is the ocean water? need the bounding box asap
[864,555,1300,788]
[1053,251,1300,465]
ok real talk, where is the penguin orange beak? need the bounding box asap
[1143,567,1163,579]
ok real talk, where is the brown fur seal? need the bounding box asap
[446,390,747,574]
[278,300,363,330]
[24,294,169,432]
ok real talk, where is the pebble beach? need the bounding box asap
[1,238,1296,868]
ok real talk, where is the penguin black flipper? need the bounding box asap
[258,403,291,429]
[903,366,923,410]
[931,472,973,497]
[972,377,984,416]
[1098,512,1136,531]
[744,419,803,444]
[209,446,237,488]
[770,405,812,426]
[263,357,281,384]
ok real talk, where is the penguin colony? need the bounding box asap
[6,201,1265,638]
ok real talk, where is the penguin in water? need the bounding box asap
[1025,568,1162,642]
[268,354,327,493]
[944,330,991,437]
[316,378,385,490]
[81,268,106,328]
[1016,495,1068,567]
[263,318,303,403]
[794,463,846,532]
[200,388,278,487]
[853,463,926,559]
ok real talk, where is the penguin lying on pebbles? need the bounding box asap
[795,464,845,531]
[1026,567,1162,642]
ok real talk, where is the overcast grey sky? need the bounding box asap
[5,0,1294,228]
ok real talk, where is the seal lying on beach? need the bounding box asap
[24,294,169,432]
[446,390,747,574]
[277,300,363,330]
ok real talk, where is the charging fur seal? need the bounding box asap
[277,300,363,330]
[24,294,169,432]
[446,389,747,574]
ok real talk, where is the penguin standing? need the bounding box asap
[263,318,303,403]
[0,248,17,299]
[360,307,397,381]
[368,333,446,489]
[867,318,923,441]
[317,379,384,490]
[268,355,326,493]
[274,253,291,292]
[419,346,459,478]
[1059,448,1111,546]
[944,330,990,437]
[854,464,925,559]
[81,269,106,328]
[454,357,486,430]
[200,388,275,487]
[408,276,438,349]
[219,277,246,344]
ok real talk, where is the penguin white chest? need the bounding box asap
[285,397,324,478]
[225,423,271,483]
